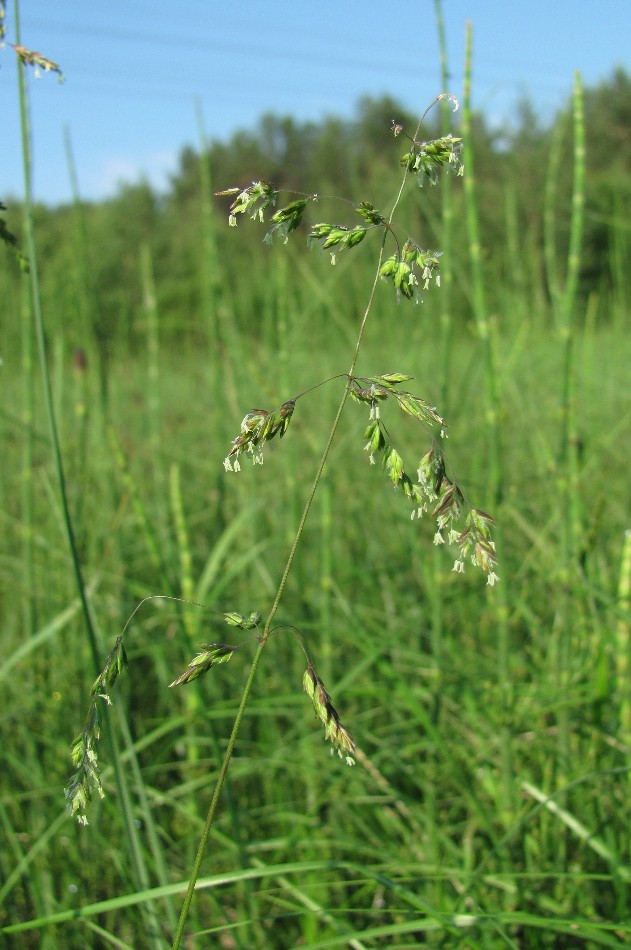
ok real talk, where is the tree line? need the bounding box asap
[2,68,630,360]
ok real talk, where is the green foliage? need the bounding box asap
[0,201,29,271]
[2,303,631,944]
[3,311,630,946]
[3,57,631,949]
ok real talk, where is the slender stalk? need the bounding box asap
[461,23,502,504]
[461,22,513,830]
[170,633,265,948]
[318,484,333,684]
[13,1,103,686]
[13,6,165,945]
[169,463,196,639]
[20,263,36,637]
[558,73,585,550]
[427,3,452,905]
[556,73,586,782]
[543,116,565,312]
[140,242,166,513]
[429,0,453,660]
[433,0,455,415]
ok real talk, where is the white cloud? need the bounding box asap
[92,149,179,199]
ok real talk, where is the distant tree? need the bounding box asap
[4,79,629,349]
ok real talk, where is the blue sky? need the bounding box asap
[2,1,630,205]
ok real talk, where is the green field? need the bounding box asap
[2,31,631,950]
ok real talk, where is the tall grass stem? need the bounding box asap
[13,5,165,943]
[461,21,513,826]
[433,0,455,414]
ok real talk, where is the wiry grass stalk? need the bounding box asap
[461,21,513,828]
[171,108,434,946]
[433,0,455,415]
[461,22,502,506]
[171,271,385,947]
[169,463,196,639]
[13,0,94,745]
[13,4,165,945]
[426,0,454,901]
[559,75,586,786]
[543,116,565,310]
[558,73,585,551]
[318,483,334,685]
[140,242,166,512]
[544,73,586,784]
[19,263,36,638]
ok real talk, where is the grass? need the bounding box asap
[2,275,631,946]
[2,9,631,947]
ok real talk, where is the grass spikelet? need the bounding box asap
[65,637,127,824]
[303,662,356,765]
[169,643,239,687]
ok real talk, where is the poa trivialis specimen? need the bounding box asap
[65,94,498,946]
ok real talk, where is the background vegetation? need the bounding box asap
[1,64,631,947]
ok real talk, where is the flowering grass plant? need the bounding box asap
[65,94,498,947]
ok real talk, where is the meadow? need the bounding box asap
[2,31,631,950]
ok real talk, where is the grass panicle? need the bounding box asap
[64,89,496,947]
